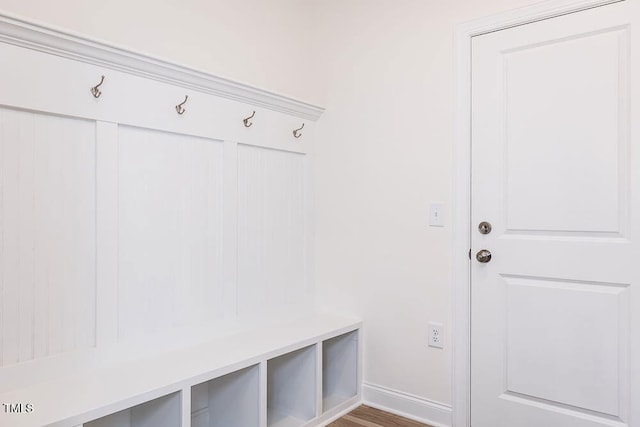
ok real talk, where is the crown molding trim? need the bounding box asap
[0,12,325,121]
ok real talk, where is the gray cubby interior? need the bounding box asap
[84,392,181,427]
[267,345,317,427]
[322,330,358,412]
[191,364,260,427]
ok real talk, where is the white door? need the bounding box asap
[471,2,639,426]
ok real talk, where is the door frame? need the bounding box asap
[452,1,623,425]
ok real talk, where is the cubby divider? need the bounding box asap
[322,330,359,412]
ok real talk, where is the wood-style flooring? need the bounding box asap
[328,405,433,427]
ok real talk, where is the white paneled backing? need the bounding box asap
[0,16,320,382]
[0,108,96,366]
[237,145,307,316]
[117,126,224,341]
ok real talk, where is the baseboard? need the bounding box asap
[362,382,452,427]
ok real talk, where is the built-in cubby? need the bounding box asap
[3,315,360,427]
[267,345,317,427]
[84,392,181,427]
[322,330,359,412]
[191,364,260,427]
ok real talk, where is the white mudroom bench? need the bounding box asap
[0,14,359,427]
[0,313,362,427]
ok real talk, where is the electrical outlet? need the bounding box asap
[428,322,444,349]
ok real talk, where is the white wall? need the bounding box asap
[0,0,322,105]
[312,0,542,410]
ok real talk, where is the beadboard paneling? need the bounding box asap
[237,145,306,316]
[0,108,96,366]
[0,18,318,378]
[117,126,224,341]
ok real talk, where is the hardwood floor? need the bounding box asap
[328,405,433,427]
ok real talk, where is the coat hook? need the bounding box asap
[91,75,105,99]
[293,123,305,139]
[243,111,256,128]
[176,95,189,115]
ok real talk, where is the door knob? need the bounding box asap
[476,249,492,263]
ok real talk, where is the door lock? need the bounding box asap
[478,221,492,234]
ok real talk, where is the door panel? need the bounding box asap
[471,2,638,426]
[504,29,625,234]
[505,276,626,416]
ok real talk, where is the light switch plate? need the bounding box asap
[429,203,445,227]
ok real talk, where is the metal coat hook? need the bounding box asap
[293,123,305,139]
[91,75,105,99]
[176,95,189,115]
[243,111,256,128]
